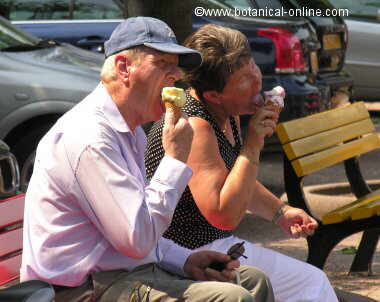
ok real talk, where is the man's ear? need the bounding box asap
[115,54,131,83]
[203,90,222,105]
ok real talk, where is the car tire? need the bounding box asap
[11,124,54,191]
[20,151,36,192]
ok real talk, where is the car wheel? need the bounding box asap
[11,124,54,191]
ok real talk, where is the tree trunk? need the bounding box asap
[126,0,193,43]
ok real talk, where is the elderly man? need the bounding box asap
[20,17,274,301]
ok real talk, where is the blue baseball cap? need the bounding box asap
[104,17,202,69]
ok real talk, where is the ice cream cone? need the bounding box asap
[266,100,282,114]
[161,87,186,123]
[164,101,182,122]
[264,86,285,114]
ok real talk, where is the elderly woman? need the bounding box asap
[145,24,338,302]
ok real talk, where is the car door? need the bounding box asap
[6,0,124,52]
[329,0,380,101]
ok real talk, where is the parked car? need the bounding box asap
[0,16,102,189]
[4,0,353,121]
[328,0,380,102]
[1,0,125,52]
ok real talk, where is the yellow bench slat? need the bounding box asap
[277,102,369,144]
[351,199,380,220]
[291,133,380,177]
[322,188,380,224]
[283,119,375,160]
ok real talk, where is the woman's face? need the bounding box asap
[219,59,262,115]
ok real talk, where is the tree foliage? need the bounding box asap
[125,0,193,43]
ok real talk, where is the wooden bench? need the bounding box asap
[0,194,25,286]
[0,194,55,301]
[277,101,380,274]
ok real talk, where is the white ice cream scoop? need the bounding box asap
[264,86,285,112]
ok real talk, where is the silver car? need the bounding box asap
[0,16,103,189]
[329,0,380,102]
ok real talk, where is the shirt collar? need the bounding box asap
[97,83,132,133]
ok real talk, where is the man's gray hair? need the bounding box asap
[100,46,146,83]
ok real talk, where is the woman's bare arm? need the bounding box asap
[187,108,277,230]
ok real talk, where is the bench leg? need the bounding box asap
[307,220,380,274]
[306,229,341,269]
[349,228,380,275]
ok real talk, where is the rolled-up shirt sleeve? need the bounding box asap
[74,141,192,259]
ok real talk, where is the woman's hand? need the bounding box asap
[276,205,318,238]
[245,107,279,151]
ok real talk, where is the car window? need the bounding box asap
[328,0,380,21]
[3,0,70,21]
[3,0,123,21]
[73,0,123,20]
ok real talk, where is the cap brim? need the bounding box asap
[144,42,202,69]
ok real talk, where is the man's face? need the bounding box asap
[129,49,182,123]
[218,59,263,115]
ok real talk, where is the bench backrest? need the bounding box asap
[0,194,25,286]
[277,102,380,177]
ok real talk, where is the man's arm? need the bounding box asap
[75,141,192,259]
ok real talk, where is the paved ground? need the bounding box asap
[235,215,380,301]
[234,124,380,301]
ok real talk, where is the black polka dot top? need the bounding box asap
[145,91,242,249]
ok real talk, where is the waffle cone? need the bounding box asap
[266,101,282,114]
[164,101,181,122]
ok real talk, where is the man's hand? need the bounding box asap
[184,250,239,282]
[276,205,318,238]
[162,110,194,163]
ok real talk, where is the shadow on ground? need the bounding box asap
[234,214,380,301]
[335,288,378,302]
